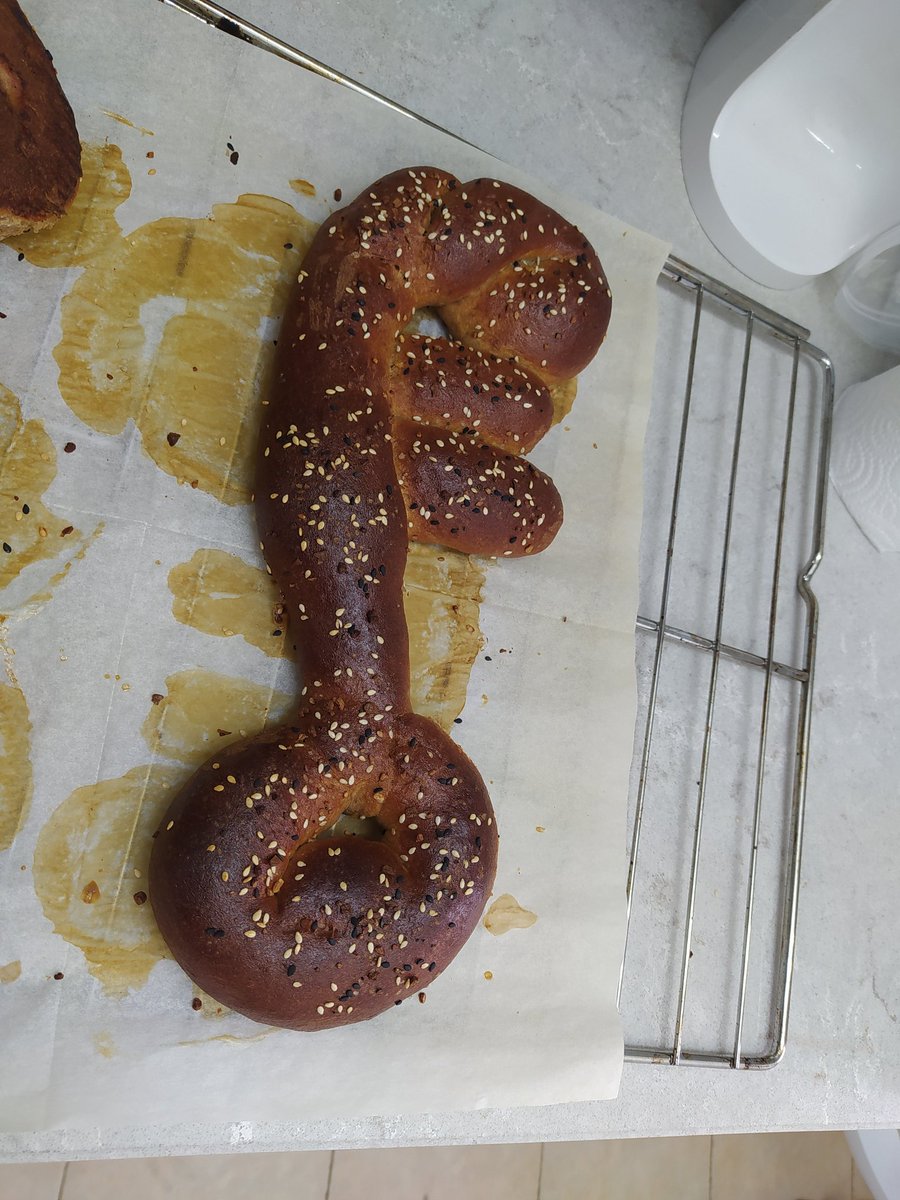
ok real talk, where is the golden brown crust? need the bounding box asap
[0,0,81,238]
[150,168,611,1029]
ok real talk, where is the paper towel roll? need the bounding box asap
[830,363,900,552]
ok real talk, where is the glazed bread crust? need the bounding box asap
[0,0,80,239]
[150,168,611,1029]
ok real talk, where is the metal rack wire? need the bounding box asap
[622,258,832,1067]
[157,0,834,1069]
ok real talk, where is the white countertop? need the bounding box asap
[4,0,899,1159]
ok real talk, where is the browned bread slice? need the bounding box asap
[0,0,80,239]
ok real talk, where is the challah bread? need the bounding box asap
[150,168,611,1029]
[0,0,80,239]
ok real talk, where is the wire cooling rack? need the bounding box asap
[158,0,834,1069]
[624,258,832,1067]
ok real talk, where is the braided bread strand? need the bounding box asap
[150,169,611,1029]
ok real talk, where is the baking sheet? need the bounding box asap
[0,0,668,1135]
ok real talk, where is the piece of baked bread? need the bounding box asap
[0,0,80,239]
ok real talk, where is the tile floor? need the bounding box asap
[0,1132,876,1199]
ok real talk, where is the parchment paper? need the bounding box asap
[0,0,668,1136]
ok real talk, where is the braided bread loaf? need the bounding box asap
[150,168,611,1029]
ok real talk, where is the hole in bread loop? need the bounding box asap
[323,813,385,841]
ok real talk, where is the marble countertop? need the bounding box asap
[178,0,900,1143]
[5,0,899,1158]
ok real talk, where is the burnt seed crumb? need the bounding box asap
[17,252,24,261]
[229,150,239,165]
[53,972,64,980]
[133,891,148,905]
[166,432,181,446]
[192,997,203,1010]
[63,441,76,453]
[286,963,296,976]
[2,543,10,554]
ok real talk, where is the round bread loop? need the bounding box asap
[150,168,611,1029]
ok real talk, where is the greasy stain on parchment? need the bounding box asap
[7,143,131,268]
[178,1027,277,1047]
[33,669,292,994]
[168,549,286,659]
[0,671,33,853]
[51,180,316,505]
[288,178,316,197]
[0,385,82,591]
[0,960,21,984]
[100,110,155,137]
[141,667,292,766]
[549,377,577,424]
[93,1031,117,1058]
[404,544,485,730]
[483,893,538,935]
[33,762,181,994]
[167,542,485,730]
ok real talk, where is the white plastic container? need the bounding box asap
[835,223,900,355]
[682,0,900,289]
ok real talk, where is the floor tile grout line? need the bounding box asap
[536,1142,545,1200]
[56,1161,70,1200]
[324,1148,335,1200]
